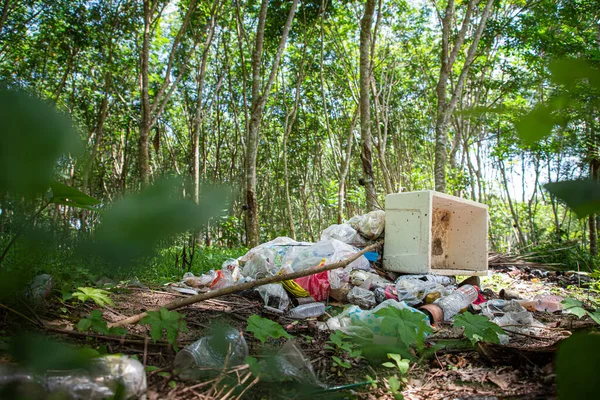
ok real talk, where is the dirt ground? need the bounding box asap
[7,263,600,399]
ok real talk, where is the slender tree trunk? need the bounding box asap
[245,0,299,247]
[338,107,359,223]
[359,0,377,211]
[434,0,494,192]
[139,0,152,187]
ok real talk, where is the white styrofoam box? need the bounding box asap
[383,190,488,276]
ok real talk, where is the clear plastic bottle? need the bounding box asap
[435,284,478,320]
[287,302,326,319]
[174,328,248,380]
[0,355,147,400]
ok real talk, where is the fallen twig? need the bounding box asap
[109,241,383,327]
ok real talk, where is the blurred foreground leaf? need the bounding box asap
[86,178,230,263]
[49,182,101,210]
[544,179,600,219]
[0,88,81,195]
[556,333,600,400]
[8,334,97,374]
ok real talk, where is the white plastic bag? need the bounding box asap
[257,283,290,312]
[320,224,366,247]
[358,210,385,240]
[347,286,376,309]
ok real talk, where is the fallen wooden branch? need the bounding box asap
[109,240,383,327]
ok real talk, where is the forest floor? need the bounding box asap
[10,262,600,400]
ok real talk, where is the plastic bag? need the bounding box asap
[358,210,385,240]
[210,269,234,290]
[284,239,370,273]
[326,299,430,343]
[242,248,277,279]
[328,269,351,302]
[257,283,290,312]
[320,224,366,247]
[346,215,363,230]
[347,286,376,309]
[295,270,330,302]
[374,284,397,304]
[395,279,447,306]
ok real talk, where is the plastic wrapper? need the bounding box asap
[320,224,366,247]
[174,328,248,381]
[350,270,392,290]
[257,283,290,311]
[347,286,376,309]
[26,274,53,300]
[395,279,447,306]
[0,355,147,400]
[221,259,242,282]
[328,269,351,302]
[295,270,330,301]
[242,248,277,279]
[183,271,216,288]
[357,210,385,240]
[374,284,397,304]
[480,299,545,336]
[326,299,430,343]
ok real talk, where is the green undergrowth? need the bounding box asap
[521,241,600,272]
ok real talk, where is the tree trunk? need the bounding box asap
[245,0,299,247]
[359,0,377,211]
[139,0,152,187]
[434,0,494,192]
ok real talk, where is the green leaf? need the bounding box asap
[387,353,410,375]
[562,298,588,318]
[374,307,433,348]
[453,312,505,344]
[246,314,292,343]
[141,308,187,349]
[588,311,600,325]
[168,380,177,389]
[71,287,114,307]
[545,180,600,219]
[388,376,401,393]
[382,362,396,368]
[145,366,159,372]
[76,318,92,332]
[49,182,101,210]
[556,333,600,400]
[515,104,557,144]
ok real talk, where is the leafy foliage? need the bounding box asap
[453,312,505,345]
[373,306,432,358]
[246,314,292,343]
[76,310,127,336]
[562,298,600,325]
[556,333,600,400]
[71,287,114,307]
[382,353,410,375]
[141,308,188,350]
[544,180,600,219]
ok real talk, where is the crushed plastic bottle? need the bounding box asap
[518,294,564,313]
[435,284,478,320]
[288,302,326,319]
[0,355,146,400]
[174,328,248,381]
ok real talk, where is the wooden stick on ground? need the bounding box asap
[109,240,383,327]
